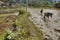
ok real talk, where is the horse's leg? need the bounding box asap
[43,16,46,22]
[47,15,49,19]
[44,16,45,19]
[48,16,49,19]
[50,14,52,18]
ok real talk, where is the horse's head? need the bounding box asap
[50,13,53,18]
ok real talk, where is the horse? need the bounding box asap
[44,12,53,19]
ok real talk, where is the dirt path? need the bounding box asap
[28,8,60,40]
[0,15,17,34]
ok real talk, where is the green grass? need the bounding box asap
[15,10,44,40]
[0,14,13,24]
[0,16,7,24]
[0,33,6,40]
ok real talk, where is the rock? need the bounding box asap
[58,36,60,40]
[37,23,39,25]
[58,38,60,40]
[44,34,53,40]
[41,24,43,26]
[44,38,48,40]
[34,17,37,18]
[48,38,53,40]
[54,20,58,23]
[54,29,60,33]
[45,35,50,37]
[44,37,52,40]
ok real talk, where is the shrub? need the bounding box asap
[54,2,60,8]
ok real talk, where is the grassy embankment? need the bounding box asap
[0,9,44,40]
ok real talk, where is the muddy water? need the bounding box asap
[28,8,60,40]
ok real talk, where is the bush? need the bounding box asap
[54,2,60,8]
[4,28,14,40]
